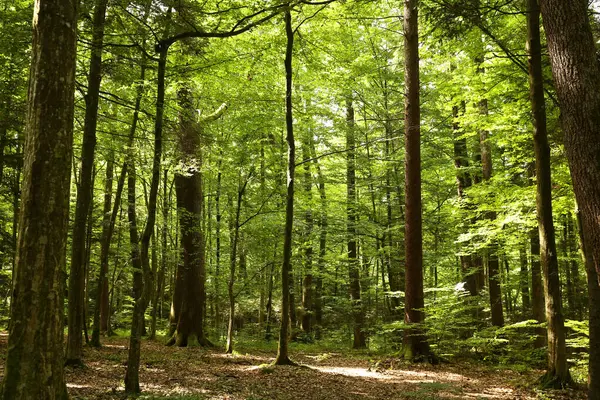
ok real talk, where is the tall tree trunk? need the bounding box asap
[531,230,546,347]
[0,0,76,396]
[150,169,169,339]
[310,139,326,339]
[275,8,295,365]
[452,101,477,298]
[478,99,504,327]
[123,158,144,393]
[519,244,531,317]
[539,0,600,293]
[168,86,223,347]
[402,0,431,362]
[226,178,248,353]
[124,44,166,393]
[91,151,114,347]
[215,160,222,336]
[301,138,314,334]
[577,209,600,399]
[529,0,570,387]
[346,98,366,349]
[66,0,109,366]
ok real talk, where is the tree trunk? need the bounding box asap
[124,44,166,394]
[275,8,295,365]
[519,244,530,317]
[402,0,431,362]
[226,178,247,353]
[577,209,600,399]
[168,85,220,348]
[301,138,314,335]
[346,98,366,349]
[150,169,169,339]
[91,151,113,347]
[123,159,143,393]
[539,0,600,293]
[529,0,570,387]
[531,229,546,347]
[0,0,76,397]
[310,139,326,339]
[66,0,108,366]
[478,98,504,327]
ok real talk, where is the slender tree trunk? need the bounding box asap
[66,0,108,366]
[528,0,570,386]
[301,138,314,335]
[531,230,546,347]
[310,140,326,339]
[346,98,366,349]
[92,151,114,347]
[226,178,247,353]
[150,169,168,339]
[215,161,222,336]
[124,44,166,393]
[0,0,76,397]
[519,244,531,317]
[402,0,431,362]
[275,8,295,365]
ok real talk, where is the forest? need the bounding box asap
[1,0,600,399]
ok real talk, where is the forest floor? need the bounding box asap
[0,333,587,400]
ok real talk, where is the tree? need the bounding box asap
[538,0,600,287]
[346,97,367,349]
[0,0,77,396]
[275,6,296,366]
[402,0,431,361]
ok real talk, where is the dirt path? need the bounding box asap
[0,335,586,399]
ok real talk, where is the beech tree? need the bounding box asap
[0,0,77,397]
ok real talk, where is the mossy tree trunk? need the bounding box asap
[0,0,77,396]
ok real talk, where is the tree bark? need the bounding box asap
[66,0,108,366]
[539,0,600,291]
[275,7,295,365]
[168,86,222,348]
[301,137,314,335]
[346,98,366,349]
[124,44,166,394]
[529,0,570,386]
[402,0,431,362]
[0,0,76,396]
[577,209,600,399]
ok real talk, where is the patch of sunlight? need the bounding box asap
[103,344,127,349]
[66,383,90,389]
[312,366,392,379]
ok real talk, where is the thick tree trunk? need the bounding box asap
[528,0,570,387]
[346,98,366,349]
[275,8,295,365]
[168,85,219,348]
[66,0,108,366]
[539,0,600,292]
[402,0,431,362]
[577,209,600,399]
[0,0,76,397]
